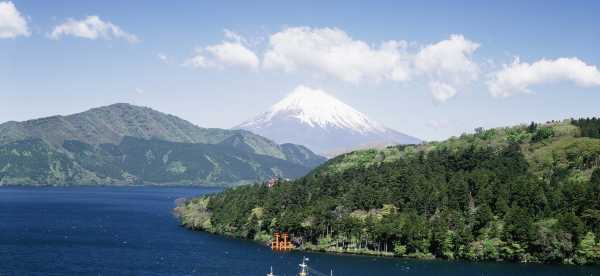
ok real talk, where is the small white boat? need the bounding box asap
[267,257,333,276]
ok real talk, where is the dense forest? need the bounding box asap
[176,118,600,264]
[0,137,320,186]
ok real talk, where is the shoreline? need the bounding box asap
[178,224,588,267]
[173,202,584,267]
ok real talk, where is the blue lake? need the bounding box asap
[1,186,599,275]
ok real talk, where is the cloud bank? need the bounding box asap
[187,27,481,102]
[261,27,481,102]
[183,26,600,102]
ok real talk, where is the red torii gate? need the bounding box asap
[271,232,293,251]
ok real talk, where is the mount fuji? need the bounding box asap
[235,86,421,156]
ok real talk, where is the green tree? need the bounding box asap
[448,172,469,212]
[504,204,534,243]
[558,212,585,244]
[592,168,600,184]
[575,232,600,264]
[473,204,494,234]
[393,242,407,256]
[531,127,555,142]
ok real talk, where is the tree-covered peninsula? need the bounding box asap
[176,118,600,264]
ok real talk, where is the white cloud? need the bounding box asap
[262,27,412,83]
[429,81,457,103]
[157,53,168,63]
[0,1,30,38]
[49,15,139,43]
[181,27,484,102]
[223,29,246,44]
[183,49,209,68]
[184,30,259,70]
[261,28,481,101]
[488,57,600,97]
[205,42,259,69]
[415,35,480,81]
[415,35,480,102]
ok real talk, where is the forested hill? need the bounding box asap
[0,104,326,186]
[0,103,322,162]
[176,118,600,264]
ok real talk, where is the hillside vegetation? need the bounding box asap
[176,118,600,264]
[0,104,325,186]
[0,103,319,161]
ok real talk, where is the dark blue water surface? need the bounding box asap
[1,186,600,276]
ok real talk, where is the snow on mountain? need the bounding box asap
[235,86,421,156]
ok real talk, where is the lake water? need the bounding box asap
[1,186,599,276]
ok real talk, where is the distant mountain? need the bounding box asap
[235,86,421,156]
[0,103,326,186]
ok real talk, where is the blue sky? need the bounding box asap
[1,0,600,141]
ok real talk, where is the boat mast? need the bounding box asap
[266,266,275,276]
[298,257,308,276]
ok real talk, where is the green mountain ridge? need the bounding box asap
[176,118,600,264]
[0,103,326,186]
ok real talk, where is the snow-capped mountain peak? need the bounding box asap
[235,85,421,156]
[241,85,386,133]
